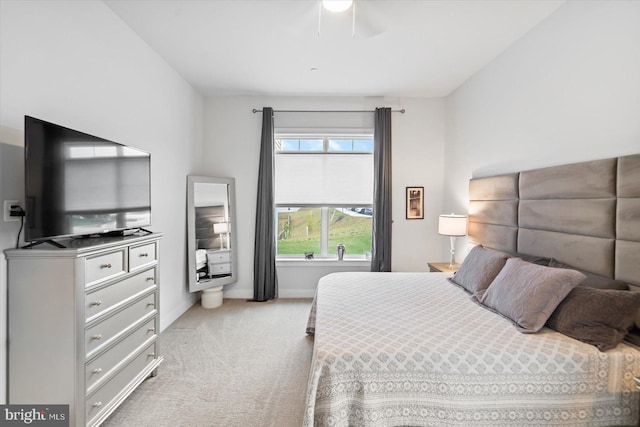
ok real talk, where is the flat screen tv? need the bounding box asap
[24,116,151,243]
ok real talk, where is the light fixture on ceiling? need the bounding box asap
[318,0,356,38]
[322,0,353,13]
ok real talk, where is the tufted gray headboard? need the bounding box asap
[468,154,640,287]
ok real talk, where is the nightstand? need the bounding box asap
[207,249,232,277]
[428,262,460,274]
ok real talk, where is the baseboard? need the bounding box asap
[222,289,315,299]
[161,294,198,331]
[223,289,253,299]
[277,289,315,298]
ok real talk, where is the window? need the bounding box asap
[279,139,323,151]
[275,134,374,258]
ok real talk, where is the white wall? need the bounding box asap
[204,96,446,299]
[444,0,640,255]
[0,0,203,402]
[277,260,371,297]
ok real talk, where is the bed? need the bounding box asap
[304,154,640,426]
[196,248,208,276]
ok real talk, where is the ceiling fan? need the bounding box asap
[318,0,386,39]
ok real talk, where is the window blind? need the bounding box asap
[274,153,373,206]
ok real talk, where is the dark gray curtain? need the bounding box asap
[253,107,278,301]
[371,107,392,272]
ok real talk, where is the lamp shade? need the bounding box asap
[213,222,229,234]
[438,214,467,236]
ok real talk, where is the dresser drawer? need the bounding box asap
[86,317,157,393]
[86,342,158,426]
[129,242,157,271]
[86,250,126,286]
[209,263,231,274]
[85,268,156,322]
[86,292,157,358]
[208,250,231,263]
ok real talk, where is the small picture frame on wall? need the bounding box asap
[406,187,424,219]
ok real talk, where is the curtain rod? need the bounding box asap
[251,108,405,114]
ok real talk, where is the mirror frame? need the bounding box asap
[187,175,238,293]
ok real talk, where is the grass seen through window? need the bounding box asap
[277,207,372,256]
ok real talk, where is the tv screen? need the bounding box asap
[24,116,151,242]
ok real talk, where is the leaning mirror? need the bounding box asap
[187,176,237,293]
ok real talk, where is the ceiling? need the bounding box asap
[104,0,564,98]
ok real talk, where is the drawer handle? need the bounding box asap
[146,277,154,281]
[148,327,156,333]
[147,302,155,307]
[93,402,102,408]
[92,334,102,340]
[93,368,103,374]
[139,253,149,257]
[100,263,112,269]
[90,300,102,306]
[148,352,156,358]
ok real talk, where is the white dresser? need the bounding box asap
[5,232,163,427]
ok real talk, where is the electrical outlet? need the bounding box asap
[4,200,20,222]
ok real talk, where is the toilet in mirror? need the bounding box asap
[187,176,238,308]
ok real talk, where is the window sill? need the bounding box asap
[276,258,371,268]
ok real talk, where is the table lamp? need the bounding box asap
[438,214,467,269]
[213,222,229,250]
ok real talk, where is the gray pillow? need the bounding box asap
[505,251,553,266]
[626,328,640,347]
[548,259,629,290]
[473,258,586,333]
[547,287,640,351]
[449,245,510,294]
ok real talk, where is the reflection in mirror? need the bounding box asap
[187,176,237,295]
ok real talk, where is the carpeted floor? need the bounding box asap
[103,298,314,427]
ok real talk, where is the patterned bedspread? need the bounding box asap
[304,272,640,426]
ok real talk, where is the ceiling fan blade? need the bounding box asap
[354,1,387,39]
